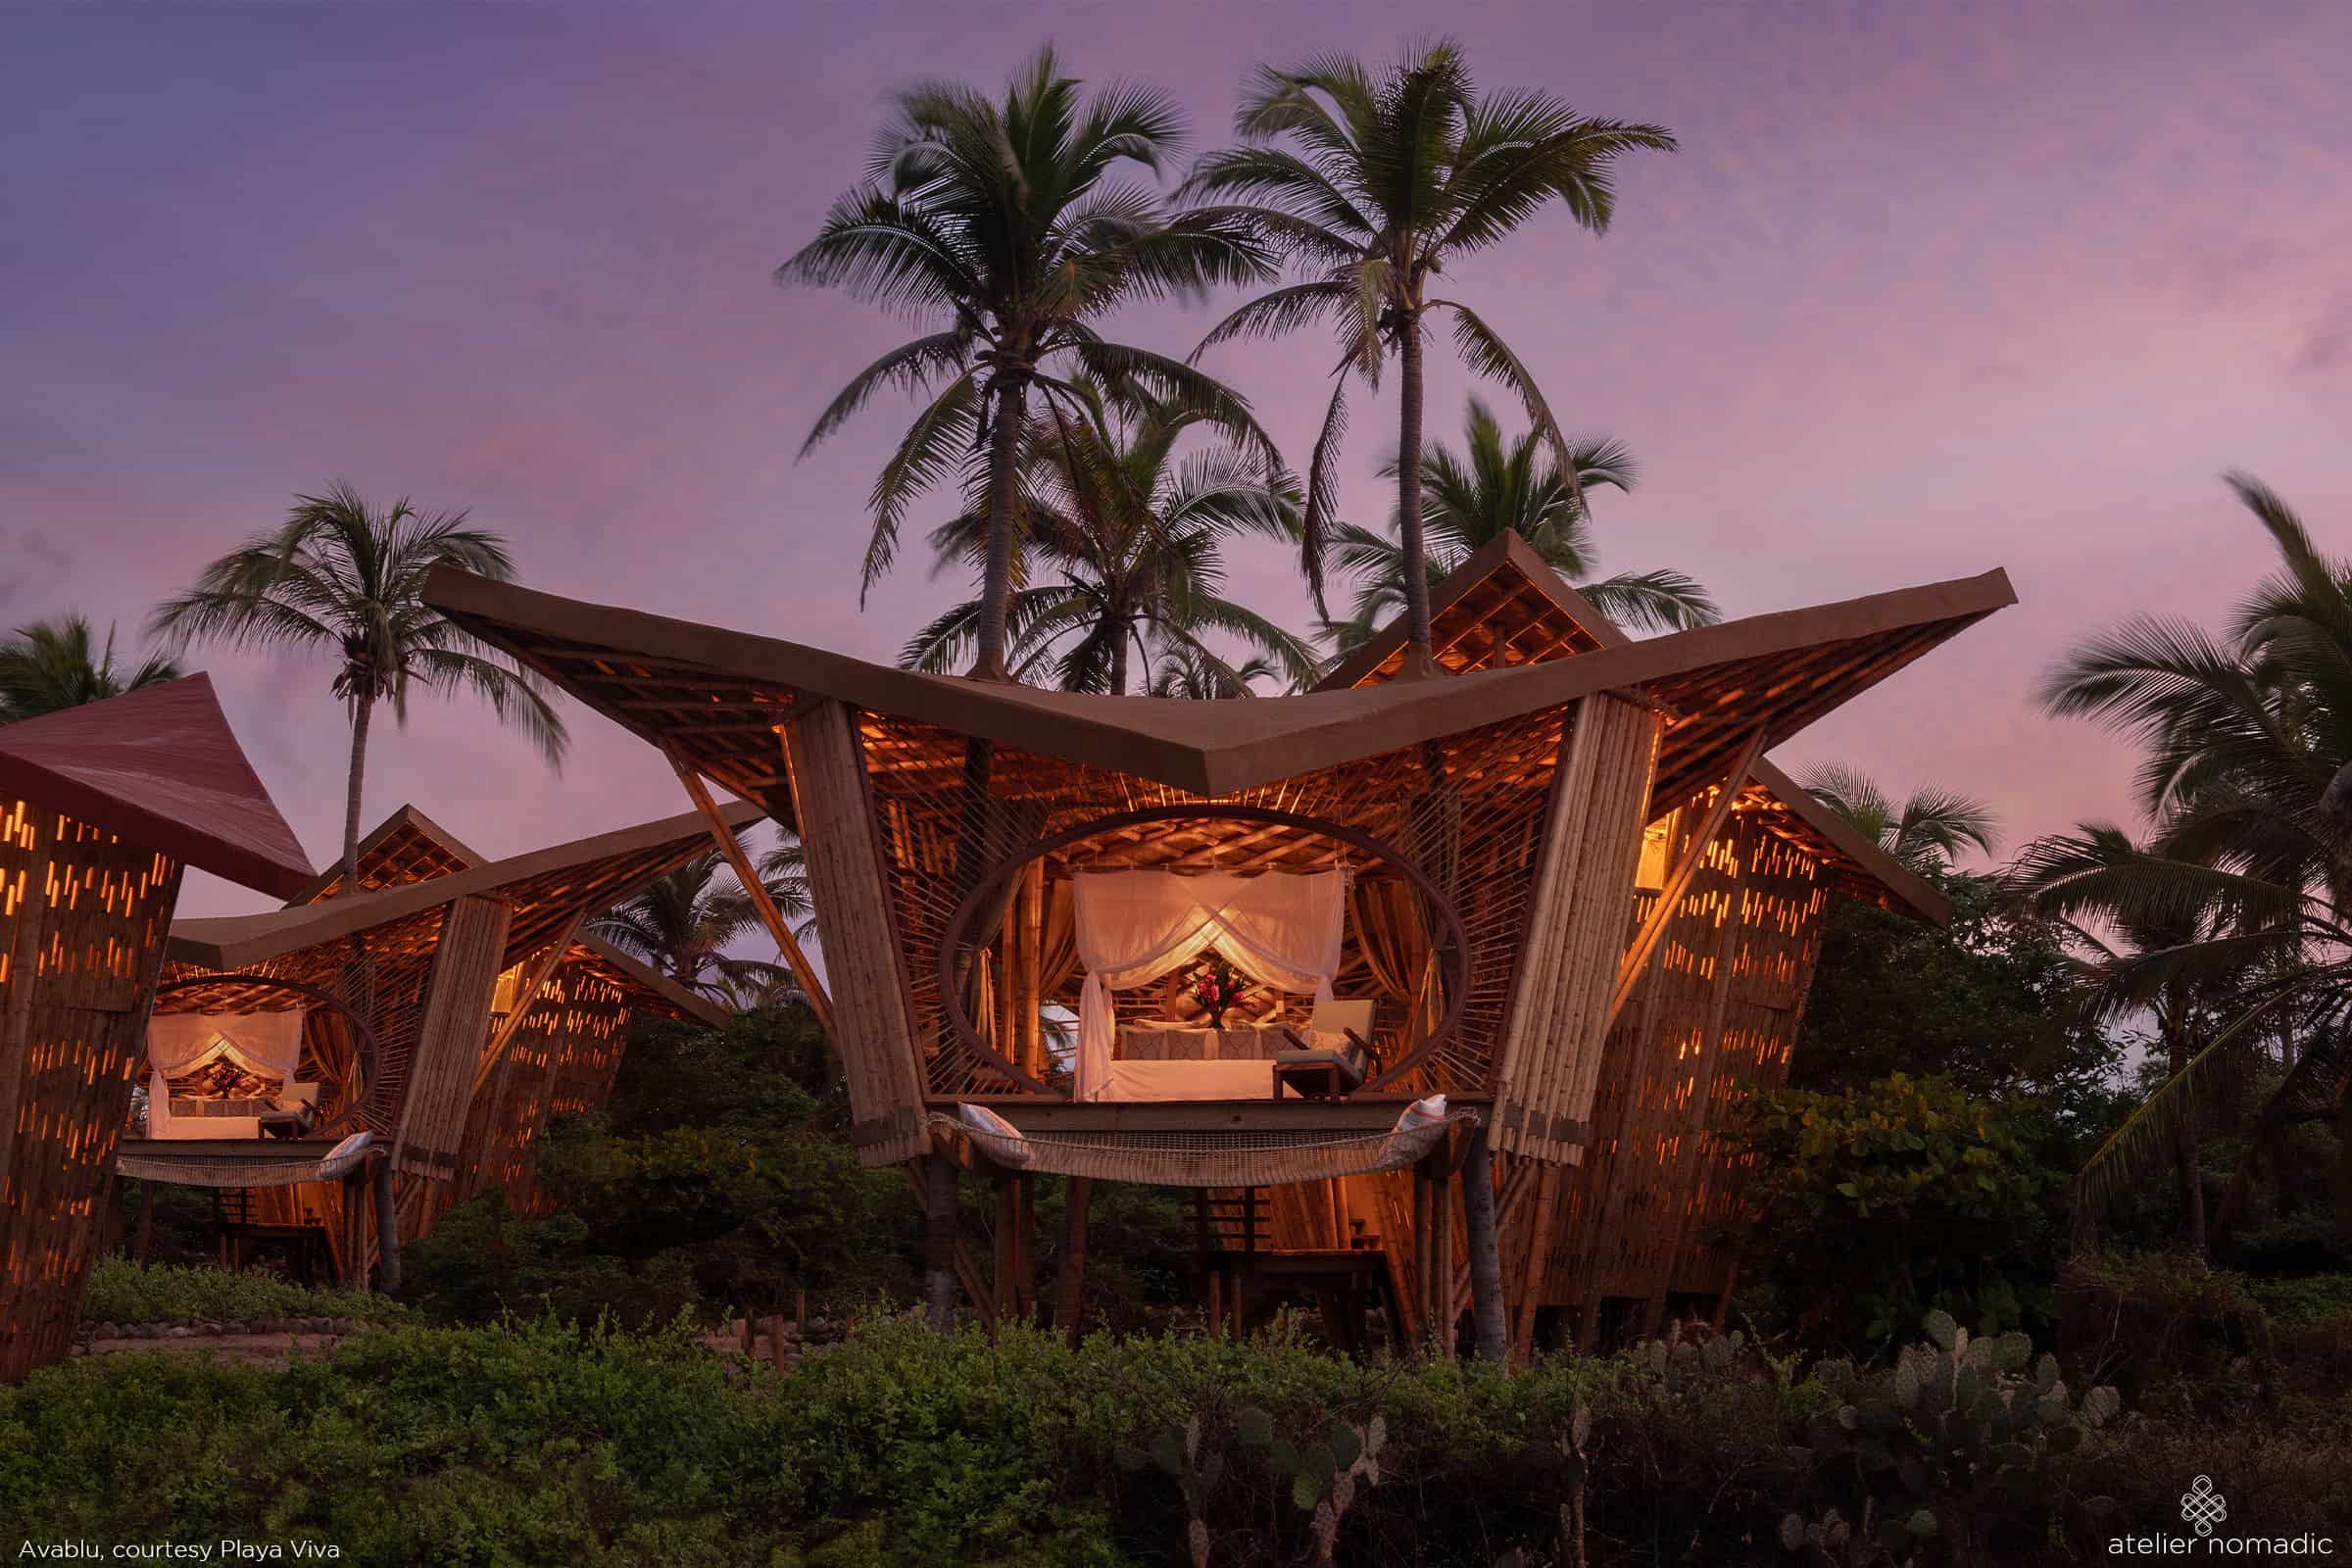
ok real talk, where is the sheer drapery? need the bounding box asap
[1072,870,1346,1100]
[145,1010,308,1139]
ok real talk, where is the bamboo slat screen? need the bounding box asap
[0,795,183,1382]
[391,895,511,1180]
[849,698,1576,1112]
[1488,695,1663,1165]
[1536,805,1830,1315]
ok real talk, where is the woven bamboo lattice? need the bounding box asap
[864,704,1575,1104]
[0,798,183,1382]
[934,1108,1480,1188]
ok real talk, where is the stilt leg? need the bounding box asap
[1055,1176,1093,1348]
[923,1152,959,1332]
[1462,1136,1507,1363]
[371,1155,401,1293]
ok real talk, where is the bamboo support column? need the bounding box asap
[1431,1161,1456,1359]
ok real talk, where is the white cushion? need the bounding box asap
[1380,1094,1449,1164]
[956,1102,1035,1166]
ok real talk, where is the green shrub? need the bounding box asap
[79,1258,411,1327]
[396,1191,706,1328]
[2057,1250,2270,1397]
[1717,1074,2064,1351]
[2245,1271,2352,1326]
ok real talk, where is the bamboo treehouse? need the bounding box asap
[420,553,2015,1353]
[118,803,748,1286]
[0,675,313,1381]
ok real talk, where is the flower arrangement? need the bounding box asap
[1188,956,1247,1029]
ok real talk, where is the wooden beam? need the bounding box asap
[471,906,591,1099]
[1604,725,1766,1030]
[667,749,836,1039]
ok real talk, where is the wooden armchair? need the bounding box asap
[1274,999,1380,1101]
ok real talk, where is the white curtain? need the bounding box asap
[1072,870,1346,1101]
[145,1010,308,1140]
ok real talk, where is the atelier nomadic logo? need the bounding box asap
[2103,1473,2337,1557]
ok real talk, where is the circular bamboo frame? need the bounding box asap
[935,805,1470,1100]
[150,973,382,1131]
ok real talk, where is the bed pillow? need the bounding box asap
[956,1102,1035,1166]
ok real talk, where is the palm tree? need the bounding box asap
[1147,645,1278,699]
[150,484,566,899]
[1796,763,2000,875]
[591,847,808,1004]
[1186,40,1674,662]
[2022,472,2352,1245]
[782,46,1275,681]
[0,613,182,722]
[900,388,1316,694]
[1326,398,1716,651]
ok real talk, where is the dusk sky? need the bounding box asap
[6,1,2348,915]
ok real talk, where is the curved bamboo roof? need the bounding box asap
[163,803,756,1015]
[419,562,2014,813]
[1316,533,1960,922]
[277,802,733,1027]
[0,673,313,898]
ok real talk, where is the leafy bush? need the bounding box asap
[79,1258,411,1328]
[2245,1271,2352,1327]
[395,1191,706,1328]
[1718,1074,2064,1350]
[11,1309,2350,1565]
[2056,1251,2270,1397]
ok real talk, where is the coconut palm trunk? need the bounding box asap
[2164,1016,2206,1254]
[1395,309,1436,671]
[974,369,1031,681]
[341,693,374,899]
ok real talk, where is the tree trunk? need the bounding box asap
[923,1152,959,1331]
[1110,620,1130,696]
[371,1153,401,1293]
[340,692,373,896]
[1462,1135,1508,1362]
[2334,1076,2352,1247]
[1055,1176,1093,1348]
[1395,311,1436,675]
[971,369,1030,683]
[2167,1019,2207,1255]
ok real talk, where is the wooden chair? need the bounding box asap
[1274,999,1380,1101]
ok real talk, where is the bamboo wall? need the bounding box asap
[448,956,633,1218]
[392,895,511,1182]
[1533,807,1830,1330]
[0,796,183,1381]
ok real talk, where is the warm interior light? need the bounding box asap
[1634,821,1673,893]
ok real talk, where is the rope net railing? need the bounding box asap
[929,1108,1481,1189]
[114,1137,372,1190]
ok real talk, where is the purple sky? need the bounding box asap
[6,1,2348,915]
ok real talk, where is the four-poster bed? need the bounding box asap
[423,547,2014,1355]
[0,676,313,1381]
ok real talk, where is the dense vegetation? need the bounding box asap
[7,1310,2344,1566]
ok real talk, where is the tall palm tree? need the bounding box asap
[1796,763,2000,875]
[782,46,1275,681]
[1326,397,1716,651]
[1186,40,1674,662]
[900,387,1316,694]
[2022,472,2352,1245]
[150,484,566,898]
[0,613,182,722]
[591,847,808,1004]
[1147,645,1278,699]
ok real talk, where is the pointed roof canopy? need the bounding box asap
[420,562,2015,810]
[167,803,758,991]
[0,674,313,898]
[265,802,733,1025]
[1316,532,1961,921]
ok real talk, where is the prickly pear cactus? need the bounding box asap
[1115,1413,1223,1568]
[1781,1312,2121,1562]
[1239,1407,1387,1568]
